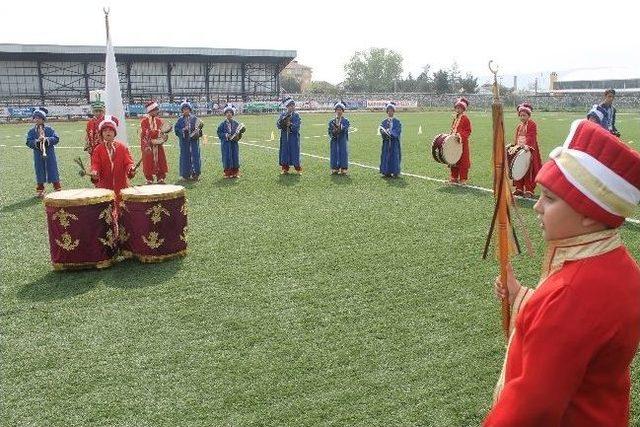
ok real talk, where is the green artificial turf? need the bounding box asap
[1,111,639,426]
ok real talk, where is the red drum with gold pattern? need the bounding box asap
[44,188,117,270]
[506,144,532,181]
[119,184,187,263]
[431,133,462,166]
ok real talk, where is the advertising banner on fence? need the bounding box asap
[126,104,146,115]
[46,105,92,117]
[7,107,35,118]
[243,102,280,113]
[366,100,418,110]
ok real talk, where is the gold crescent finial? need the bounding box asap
[489,60,500,99]
[489,60,499,76]
[103,7,110,15]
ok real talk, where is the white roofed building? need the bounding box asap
[550,67,640,93]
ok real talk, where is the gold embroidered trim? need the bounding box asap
[121,190,185,202]
[52,209,78,228]
[142,231,164,249]
[98,229,117,249]
[132,249,187,263]
[55,232,80,251]
[44,193,114,208]
[98,205,114,225]
[119,226,130,243]
[146,204,170,224]
[541,229,622,281]
[52,258,115,271]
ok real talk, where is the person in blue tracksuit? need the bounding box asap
[379,101,402,178]
[599,88,620,137]
[174,101,203,181]
[216,103,242,179]
[328,101,350,175]
[276,97,302,175]
[26,107,61,197]
[586,104,607,128]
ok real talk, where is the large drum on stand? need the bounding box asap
[119,184,188,263]
[44,188,117,270]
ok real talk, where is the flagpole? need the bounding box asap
[104,7,110,41]
[102,7,128,145]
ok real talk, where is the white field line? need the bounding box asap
[1,136,639,226]
[238,138,640,226]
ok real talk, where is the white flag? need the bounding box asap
[104,34,128,145]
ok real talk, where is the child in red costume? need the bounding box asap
[140,101,168,184]
[511,102,542,198]
[486,120,640,427]
[449,97,472,184]
[90,115,136,202]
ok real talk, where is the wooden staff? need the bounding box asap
[483,60,511,339]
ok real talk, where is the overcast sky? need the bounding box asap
[2,0,638,85]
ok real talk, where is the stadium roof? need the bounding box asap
[550,88,640,94]
[0,43,297,63]
[557,67,639,82]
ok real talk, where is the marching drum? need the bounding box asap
[432,133,463,166]
[507,145,532,181]
[150,122,172,146]
[44,188,117,270]
[119,184,188,263]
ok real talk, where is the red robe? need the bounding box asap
[85,115,104,154]
[140,116,168,181]
[485,230,640,427]
[90,140,135,201]
[512,119,543,192]
[450,113,472,180]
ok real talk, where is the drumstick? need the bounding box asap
[74,157,88,177]
[132,157,143,172]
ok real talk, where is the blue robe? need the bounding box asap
[328,117,350,169]
[216,119,240,170]
[379,117,402,176]
[276,111,301,167]
[174,115,202,178]
[26,125,60,183]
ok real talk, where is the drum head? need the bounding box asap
[121,184,185,202]
[441,134,463,166]
[510,149,532,181]
[44,188,114,207]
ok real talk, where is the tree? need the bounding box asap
[399,73,416,92]
[281,75,301,93]
[459,73,478,94]
[416,64,432,92]
[304,81,340,95]
[448,62,462,92]
[343,48,403,92]
[433,69,451,94]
